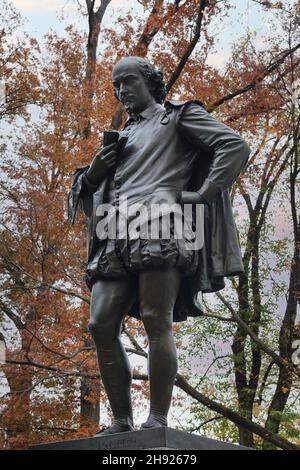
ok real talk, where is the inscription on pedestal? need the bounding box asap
[30,427,253,451]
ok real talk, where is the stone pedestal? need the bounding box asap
[30,427,252,450]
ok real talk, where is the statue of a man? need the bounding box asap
[67,56,250,435]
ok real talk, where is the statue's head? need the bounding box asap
[112,56,166,115]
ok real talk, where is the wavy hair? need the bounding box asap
[137,59,166,104]
[113,57,167,104]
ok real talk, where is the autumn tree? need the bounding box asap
[0,0,299,450]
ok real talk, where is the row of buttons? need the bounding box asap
[113,128,130,203]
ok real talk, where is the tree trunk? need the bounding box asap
[79,0,112,426]
[263,217,299,447]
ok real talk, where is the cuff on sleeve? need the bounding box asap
[197,179,221,204]
[82,172,100,193]
[67,165,90,224]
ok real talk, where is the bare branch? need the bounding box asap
[166,0,208,93]
[123,328,146,354]
[190,416,223,432]
[133,0,164,56]
[216,292,300,378]
[4,355,299,449]
[208,42,300,112]
[85,0,93,14]
[175,373,300,450]
[258,360,275,405]
[95,0,112,22]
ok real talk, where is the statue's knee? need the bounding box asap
[141,308,172,338]
[88,319,107,341]
[88,316,120,345]
[87,319,101,338]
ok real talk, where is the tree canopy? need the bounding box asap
[0,0,299,450]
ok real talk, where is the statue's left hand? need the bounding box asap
[180,191,206,204]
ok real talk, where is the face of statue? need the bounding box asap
[112,57,156,115]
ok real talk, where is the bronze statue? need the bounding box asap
[67,56,250,435]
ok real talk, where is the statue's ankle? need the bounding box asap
[114,417,134,429]
[142,412,168,428]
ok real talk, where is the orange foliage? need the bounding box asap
[0,0,299,449]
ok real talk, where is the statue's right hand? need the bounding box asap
[94,143,118,169]
[86,143,117,184]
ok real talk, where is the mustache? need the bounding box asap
[120,93,136,101]
[114,89,136,104]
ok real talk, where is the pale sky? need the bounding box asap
[10,0,272,69]
[1,0,298,433]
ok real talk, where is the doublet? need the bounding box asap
[67,100,250,321]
